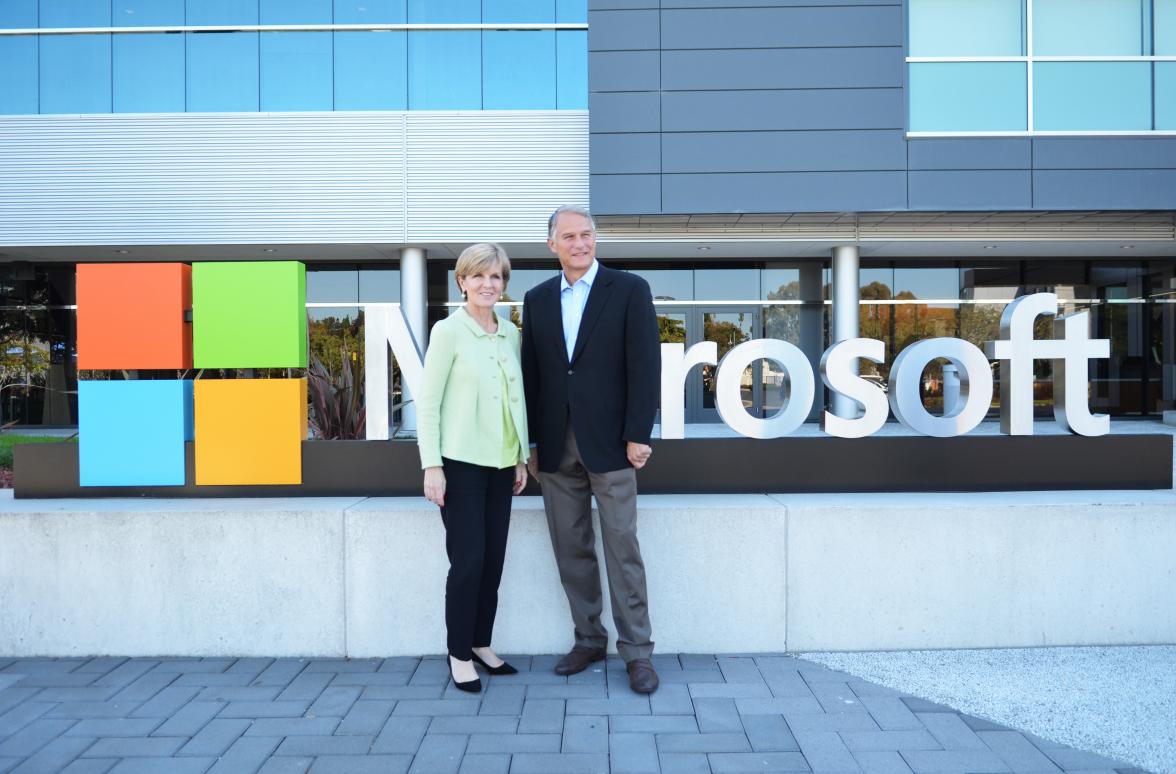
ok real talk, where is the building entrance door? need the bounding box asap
[690,306,762,423]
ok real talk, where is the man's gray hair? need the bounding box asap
[547,205,597,240]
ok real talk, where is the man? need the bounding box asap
[521,205,661,694]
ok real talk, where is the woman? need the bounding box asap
[417,242,529,693]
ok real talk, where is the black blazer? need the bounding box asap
[521,264,660,474]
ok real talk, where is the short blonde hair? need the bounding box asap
[455,243,511,293]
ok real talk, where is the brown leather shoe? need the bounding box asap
[553,646,606,676]
[626,658,659,694]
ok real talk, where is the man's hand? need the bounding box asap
[626,442,652,470]
[527,454,540,480]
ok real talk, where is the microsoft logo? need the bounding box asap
[76,261,308,487]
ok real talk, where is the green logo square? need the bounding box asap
[193,261,307,368]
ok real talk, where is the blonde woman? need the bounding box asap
[417,243,529,693]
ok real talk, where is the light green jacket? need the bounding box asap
[416,308,530,470]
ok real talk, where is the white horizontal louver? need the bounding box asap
[0,111,588,247]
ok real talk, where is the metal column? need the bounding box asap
[799,262,825,421]
[399,247,428,434]
[831,245,860,419]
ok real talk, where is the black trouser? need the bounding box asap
[439,457,514,660]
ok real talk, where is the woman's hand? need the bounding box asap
[513,462,528,495]
[423,467,446,507]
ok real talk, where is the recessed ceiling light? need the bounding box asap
[982,245,998,250]
[1120,245,1134,249]
[263,248,277,253]
[115,249,129,254]
[697,246,711,252]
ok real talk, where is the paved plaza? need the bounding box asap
[0,653,1147,774]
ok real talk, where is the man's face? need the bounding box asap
[548,212,596,276]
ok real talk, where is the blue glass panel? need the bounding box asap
[186,0,258,25]
[0,38,37,113]
[556,0,586,23]
[40,35,111,113]
[1034,62,1151,130]
[407,0,478,23]
[556,29,586,109]
[260,0,330,23]
[909,0,1023,56]
[334,0,406,23]
[114,33,184,112]
[186,32,259,111]
[1033,0,1143,55]
[484,0,554,23]
[40,0,110,27]
[483,30,554,109]
[261,32,333,110]
[114,0,184,26]
[334,31,407,109]
[909,63,1026,132]
[1158,0,1176,54]
[408,31,480,108]
[1157,63,1176,129]
[0,0,37,28]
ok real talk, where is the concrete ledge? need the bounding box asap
[1,490,1173,656]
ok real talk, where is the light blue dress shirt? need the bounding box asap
[560,258,599,362]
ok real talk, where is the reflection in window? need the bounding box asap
[484,0,554,22]
[40,0,110,26]
[334,0,407,23]
[909,62,1027,132]
[186,0,258,25]
[1157,64,1176,130]
[629,269,692,301]
[894,267,961,300]
[0,36,37,114]
[908,0,1024,56]
[408,0,478,23]
[308,268,359,303]
[261,32,333,111]
[483,31,555,109]
[359,266,401,303]
[114,34,185,113]
[1035,62,1151,131]
[695,269,758,301]
[334,32,408,110]
[261,0,331,24]
[307,306,371,438]
[114,0,184,26]
[409,31,481,109]
[40,35,112,114]
[761,268,800,300]
[556,30,588,109]
[557,0,587,23]
[1159,0,1176,54]
[187,32,259,111]
[1033,0,1143,55]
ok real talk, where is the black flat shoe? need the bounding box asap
[448,660,482,693]
[471,651,518,675]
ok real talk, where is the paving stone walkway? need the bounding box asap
[0,654,1145,774]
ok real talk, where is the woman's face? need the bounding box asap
[458,261,505,310]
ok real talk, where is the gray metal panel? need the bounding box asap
[591,174,661,214]
[590,133,661,174]
[908,139,1032,170]
[663,130,906,173]
[589,91,661,133]
[662,6,902,49]
[589,0,656,9]
[588,9,660,51]
[589,51,660,92]
[1032,138,1176,169]
[661,171,907,213]
[909,171,1033,210]
[662,48,902,91]
[662,89,903,131]
[1033,170,1176,209]
[662,0,898,6]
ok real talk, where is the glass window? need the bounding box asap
[695,269,758,302]
[260,32,333,110]
[556,0,586,24]
[1034,62,1151,131]
[962,263,1020,301]
[408,31,481,109]
[187,32,259,111]
[556,30,587,110]
[40,0,110,27]
[483,31,555,109]
[260,0,330,23]
[501,269,556,303]
[859,267,894,300]
[1157,63,1176,130]
[1158,0,1176,54]
[359,266,401,302]
[335,31,408,110]
[0,38,37,114]
[407,0,479,23]
[114,0,183,26]
[484,0,554,23]
[334,0,407,23]
[1033,0,1144,56]
[113,34,185,112]
[40,35,112,113]
[761,268,801,300]
[894,267,961,301]
[909,0,1023,57]
[186,0,259,25]
[909,63,1026,131]
[629,269,693,301]
[1,0,36,28]
[308,268,359,303]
